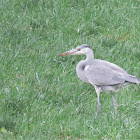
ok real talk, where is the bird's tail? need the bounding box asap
[126,75,140,84]
[137,78,140,84]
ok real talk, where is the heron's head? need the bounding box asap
[59,44,92,56]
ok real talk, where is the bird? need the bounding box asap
[59,44,140,117]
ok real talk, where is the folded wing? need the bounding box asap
[86,65,126,86]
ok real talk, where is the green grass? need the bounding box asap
[0,0,140,139]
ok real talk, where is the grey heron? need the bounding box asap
[59,44,140,117]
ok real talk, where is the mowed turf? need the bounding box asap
[0,0,140,139]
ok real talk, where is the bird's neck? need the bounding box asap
[76,60,90,83]
[85,50,94,61]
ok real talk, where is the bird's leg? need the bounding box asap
[110,92,117,115]
[96,93,101,117]
[94,86,101,118]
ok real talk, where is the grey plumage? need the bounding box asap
[59,44,140,117]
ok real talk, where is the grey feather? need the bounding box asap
[125,75,140,84]
[85,59,126,86]
[138,78,140,83]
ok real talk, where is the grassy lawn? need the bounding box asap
[0,0,140,139]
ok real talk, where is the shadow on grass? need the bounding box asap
[0,120,15,133]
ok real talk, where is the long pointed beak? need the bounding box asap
[59,49,77,56]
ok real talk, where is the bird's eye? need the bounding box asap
[77,48,81,51]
